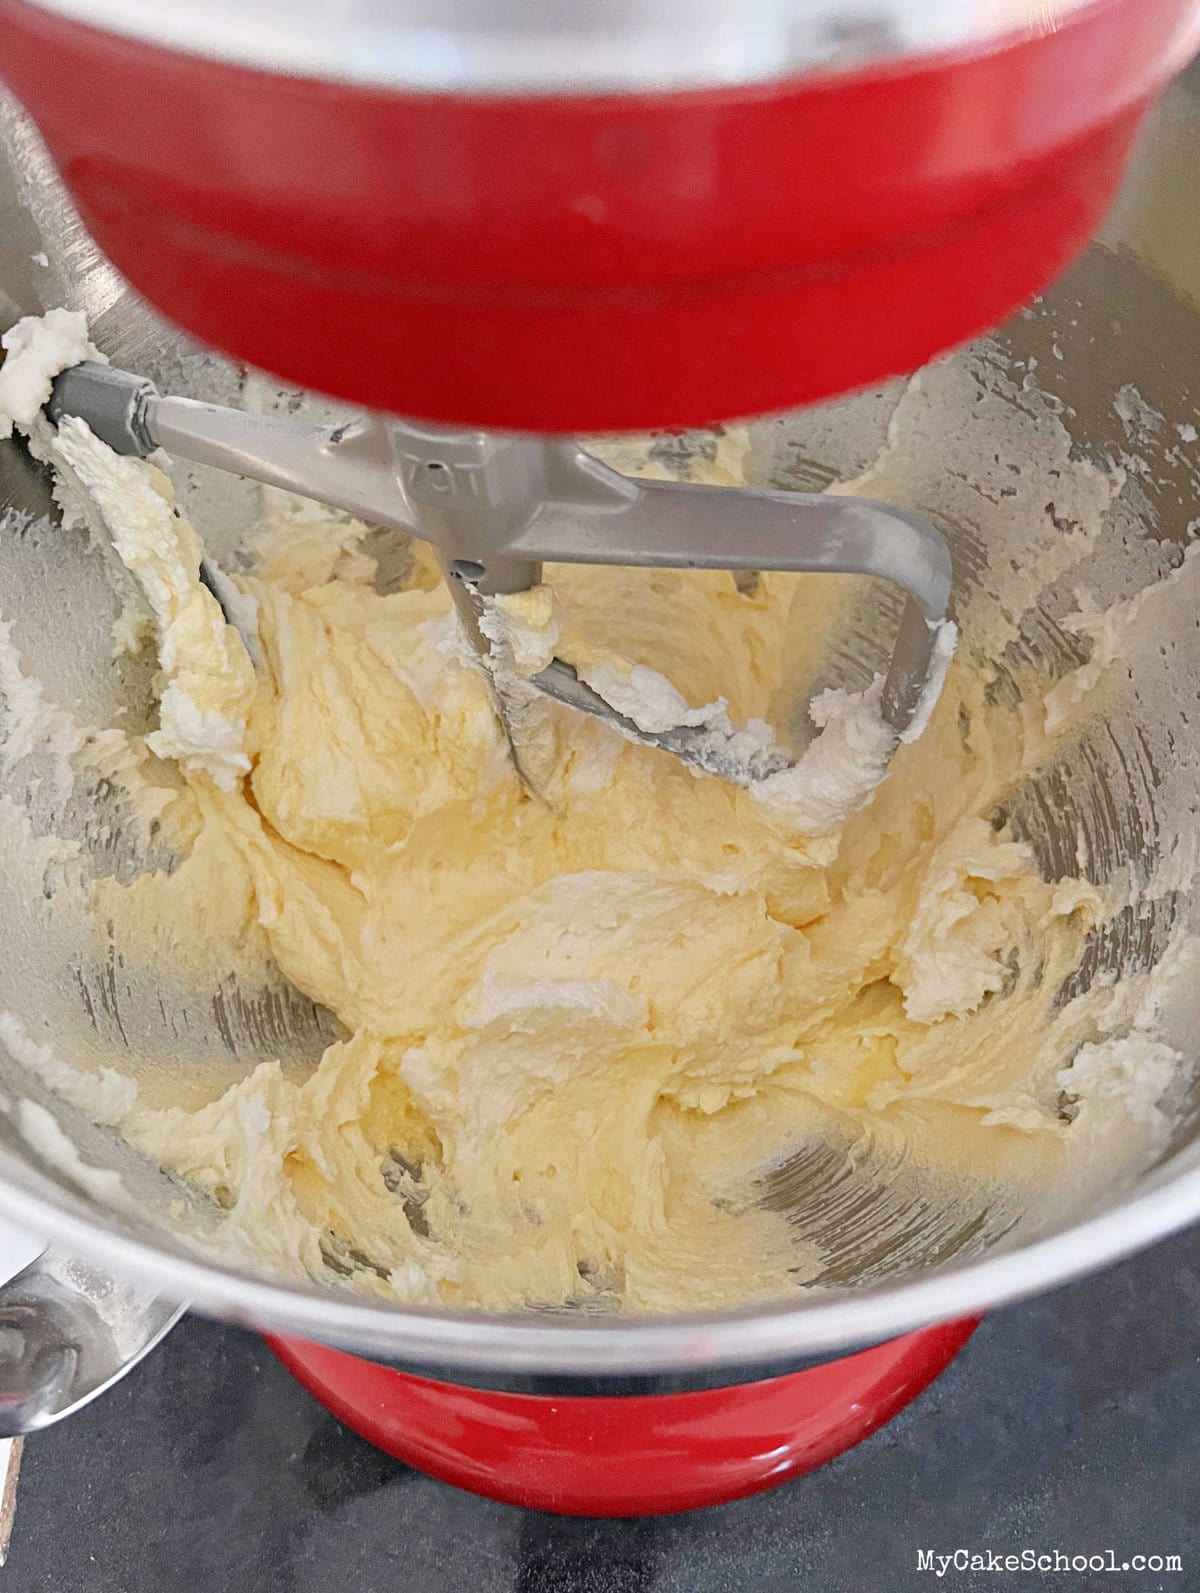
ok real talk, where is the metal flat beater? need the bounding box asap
[47,362,953,786]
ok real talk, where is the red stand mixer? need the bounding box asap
[0,0,1198,1517]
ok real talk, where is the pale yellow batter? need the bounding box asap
[0,311,1185,1314]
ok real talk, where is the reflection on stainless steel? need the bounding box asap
[4,60,1200,1391]
[3,0,1106,95]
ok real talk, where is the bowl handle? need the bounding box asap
[0,1232,184,1435]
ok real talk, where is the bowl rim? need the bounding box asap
[1,1139,1197,1376]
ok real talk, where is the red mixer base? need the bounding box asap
[267,1318,979,1515]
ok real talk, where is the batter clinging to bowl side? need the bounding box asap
[0,309,1188,1314]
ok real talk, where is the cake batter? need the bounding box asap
[0,309,1186,1314]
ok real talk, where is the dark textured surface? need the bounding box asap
[7,1227,1200,1591]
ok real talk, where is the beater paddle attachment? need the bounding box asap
[48,361,955,817]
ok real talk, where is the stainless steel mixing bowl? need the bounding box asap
[4,59,1200,1425]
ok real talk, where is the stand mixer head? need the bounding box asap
[3,0,1199,430]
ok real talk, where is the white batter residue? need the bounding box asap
[0,309,100,441]
[52,418,256,790]
[492,584,923,836]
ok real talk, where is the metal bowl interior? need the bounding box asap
[4,69,1200,1383]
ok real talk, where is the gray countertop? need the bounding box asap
[6,1226,1200,1592]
